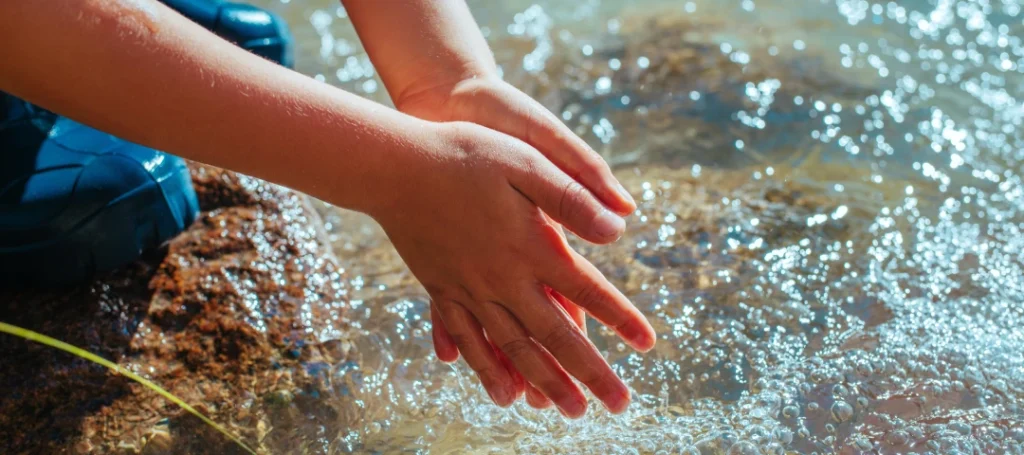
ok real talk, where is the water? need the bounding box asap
[250,0,1024,453]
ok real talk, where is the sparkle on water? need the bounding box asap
[261,0,1024,453]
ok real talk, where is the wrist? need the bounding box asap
[347,117,452,220]
[392,63,499,114]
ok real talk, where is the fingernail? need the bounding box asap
[487,387,512,407]
[615,183,636,209]
[622,323,655,352]
[483,378,512,407]
[592,378,631,414]
[556,397,587,419]
[526,388,551,409]
[593,208,626,240]
[605,387,631,414]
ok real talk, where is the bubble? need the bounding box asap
[831,401,853,422]
[782,405,799,418]
[887,430,910,446]
[287,0,1024,452]
[728,441,761,455]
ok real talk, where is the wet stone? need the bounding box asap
[0,164,351,454]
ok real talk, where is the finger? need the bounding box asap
[543,250,656,352]
[549,226,588,336]
[537,285,574,409]
[436,301,516,407]
[509,284,631,414]
[549,286,586,336]
[468,82,636,214]
[430,303,460,363]
[526,383,553,409]
[508,155,626,244]
[475,301,588,418]
[491,338,526,401]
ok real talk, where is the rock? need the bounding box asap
[0,164,351,454]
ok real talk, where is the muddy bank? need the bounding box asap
[0,165,351,454]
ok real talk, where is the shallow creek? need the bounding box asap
[252,0,1024,453]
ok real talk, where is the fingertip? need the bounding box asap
[511,374,527,400]
[606,388,631,415]
[623,322,657,353]
[591,375,631,415]
[526,385,552,409]
[557,399,588,419]
[430,305,461,361]
[494,391,517,408]
[632,334,656,353]
[527,396,553,410]
[485,381,516,408]
[612,182,637,214]
[590,208,626,243]
[553,390,588,419]
[436,347,460,363]
[432,329,461,362]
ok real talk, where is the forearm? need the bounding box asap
[342,0,496,105]
[0,0,426,213]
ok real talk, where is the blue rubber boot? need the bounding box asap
[0,110,201,286]
[162,0,294,68]
[0,0,293,287]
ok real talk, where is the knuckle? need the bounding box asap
[539,323,582,355]
[455,284,480,303]
[576,366,610,390]
[522,107,542,142]
[573,281,606,310]
[448,331,474,349]
[499,338,535,361]
[514,152,541,181]
[611,317,633,335]
[471,362,500,380]
[479,269,506,294]
[580,159,612,182]
[558,179,592,222]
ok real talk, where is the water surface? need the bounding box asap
[253,0,1024,452]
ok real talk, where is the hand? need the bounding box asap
[366,122,654,417]
[396,75,636,215]
[431,268,587,410]
[397,75,637,410]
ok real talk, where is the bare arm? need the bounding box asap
[343,0,496,104]
[0,0,419,213]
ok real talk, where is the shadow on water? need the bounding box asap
[0,261,156,453]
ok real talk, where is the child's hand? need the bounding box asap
[430,229,589,411]
[396,76,635,214]
[366,122,654,417]
[396,75,638,410]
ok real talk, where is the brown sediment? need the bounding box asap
[0,164,351,454]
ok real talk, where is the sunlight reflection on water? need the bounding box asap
[253,0,1024,452]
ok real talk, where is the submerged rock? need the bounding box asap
[0,164,351,454]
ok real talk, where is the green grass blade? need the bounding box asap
[0,321,257,455]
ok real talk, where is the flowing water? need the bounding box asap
[250,0,1024,453]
